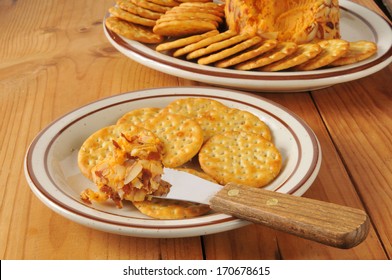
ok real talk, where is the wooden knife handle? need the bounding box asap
[209,183,370,249]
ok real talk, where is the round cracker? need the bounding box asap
[130,0,171,13]
[156,15,219,28]
[294,39,349,71]
[235,41,298,70]
[167,6,224,17]
[78,123,161,180]
[109,7,156,27]
[116,107,162,125]
[177,0,214,2]
[186,33,251,60]
[156,30,219,52]
[214,39,278,68]
[259,43,322,71]
[194,108,272,142]
[147,0,180,7]
[162,97,230,118]
[116,0,164,20]
[198,36,262,65]
[169,5,224,14]
[153,19,217,37]
[199,131,282,187]
[173,30,237,57]
[164,98,271,142]
[329,40,377,66]
[132,198,211,219]
[160,11,223,23]
[105,16,163,44]
[179,1,223,9]
[141,113,204,168]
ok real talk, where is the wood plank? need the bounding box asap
[0,0,201,260]
[311,65,392,258]
[268,91,387,259]
[20,196,205,260]
[202,225,282,259]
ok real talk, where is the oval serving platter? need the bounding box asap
[104,0,392,92]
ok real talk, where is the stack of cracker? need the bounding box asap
[105,0,225,43]
[156,30,378,70]
[153,1,225,37]
[78,97,282,219]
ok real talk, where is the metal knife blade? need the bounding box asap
[161,168,222,204]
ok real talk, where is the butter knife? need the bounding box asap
[161,168,369,249]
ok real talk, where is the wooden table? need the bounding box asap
[1,0,391,260]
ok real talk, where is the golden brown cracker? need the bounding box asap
[105,16,163,44]
[156,15,219,28]
[329,40,377,66]
[179,1,223,9]
[141,113,204,168]
[132,198,211,219]
[173,30,237,57]
[147,0,180,7]
[156,30,219,52]
[168,5,224,17]
[235,41,298,70]
[116,0,164,20]
[199,131,282,188]
[186,33,251,60]
[214,39,278,68]
[130,0,171,13]
[109,6,156,27]
[116,107,162,125]
[259,43,322,71]
[194,108,272,142]
[153,19,217,37]
[157,11,223,24]
[177,0,214,2]
[294,39,349,70]
[197,36,262,65]
[164,98,271,142]
[77,123,161,180]
[162,97,230,118]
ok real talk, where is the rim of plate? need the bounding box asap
[103,1,392,82]
[24,87,321,237]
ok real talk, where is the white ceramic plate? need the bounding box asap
[104,0,392,92]
[25,87,322,238]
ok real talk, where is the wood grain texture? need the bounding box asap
[210,184,369,249]
[312,65,392,258]
[0,0,391,260]
[0,0,199,260]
